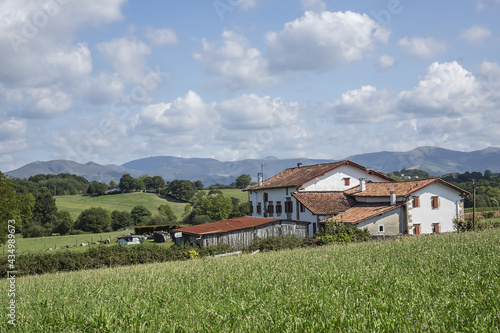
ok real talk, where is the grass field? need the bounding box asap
[2,229,498,332]
[1,230,132,254]
[56,193,189,220]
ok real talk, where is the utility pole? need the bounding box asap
[472,179,476,230]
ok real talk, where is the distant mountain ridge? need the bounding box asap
[6,147,500,186]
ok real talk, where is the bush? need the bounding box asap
[75,207,112,233]
[248,235,306,252]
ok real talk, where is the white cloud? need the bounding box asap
[378,54,396,69]
[134,91,211,135]
[398,37,446,59]
[97,37,151,84]
[44,43,92,78]
[75,72,124,104]
[399,61,486,116]
[194,31,275,90]
[327,86,397,123]
[460,25,491,45]
[0,118,26,140]
[266,11,390,72]
[145,27,178,46]
[24,86,72,117]
[215,94,299,130]
[301,0,326,12]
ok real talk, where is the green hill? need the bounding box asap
[56,193,188,220]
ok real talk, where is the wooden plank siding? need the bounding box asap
[175,220,310,250]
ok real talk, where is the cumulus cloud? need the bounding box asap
[234,0,258,10]
[327,86,397,123]
[399,61,486,116]
[378,54,396,69]
[23,86,72,118]
[193,31,276,90]
[215,94,299,130]
[134,91,211,135]
[460,25,491,45]
[97,37,151,84]
[266,11,390,72]
[398,37,446,59]
[145,27,178,46]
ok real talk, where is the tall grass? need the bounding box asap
[1,229,498,332]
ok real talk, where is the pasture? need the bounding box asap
[56,193,189,220]
[1,229,498,332]
[202,188,248,202]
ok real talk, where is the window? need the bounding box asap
[257,203,262,214]
[263,192,268,202]
[414,224,421,235]
[249,201,253,214]
[313,223,317,235]
[300,203,305,213]
[285,200,293,213]
[344,178,350,186]
[432,196,439,209]
[378,225,384,233]
[413,196,420,208]
[267,202,274,214]
[433,224,440,233]
[276,202,282,215]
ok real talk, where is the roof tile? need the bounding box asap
[292,191,355,215]
[323,202,405,224]
[173,217,283,235]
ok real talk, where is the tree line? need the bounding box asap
[0,171,253,243]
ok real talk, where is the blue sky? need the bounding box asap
[1,0,500,172]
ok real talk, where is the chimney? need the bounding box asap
[359,178,366,192]
[297,162,302,168]
[390,191,396,206]
[258,173,263,186]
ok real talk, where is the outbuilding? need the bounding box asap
[172,216,310,250]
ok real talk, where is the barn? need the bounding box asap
[172,216,310,250]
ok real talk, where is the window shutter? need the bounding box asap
[249,202,253,214]
[413,197,420,207]
[433,197,439,208]
[414,225,420,235]
[344,178,350,186]
[435,225,440,233]
[264,193,268,202]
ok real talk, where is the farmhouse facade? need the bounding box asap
[172,216,310,249]
[245,161,469,237]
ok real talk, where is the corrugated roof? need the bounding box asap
[345,179,470,197]
[245,160,394,191]
[322,202,405,224]
[292,191,355,215]
[172,217,283,236]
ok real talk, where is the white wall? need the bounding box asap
[408,183,464,234]
[302,165,389,191]
[248,187,296,219]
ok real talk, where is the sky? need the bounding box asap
[1,0,500,172]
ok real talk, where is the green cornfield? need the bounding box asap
[1,229,499,332]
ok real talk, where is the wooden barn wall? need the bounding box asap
[177,220,309,250]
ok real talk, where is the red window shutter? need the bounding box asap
[289,202,293,212]
[435,225,440,233]
[433,197,439,208]
[414,197,420,207]
[344,178,350,186]
[414,225,420,235]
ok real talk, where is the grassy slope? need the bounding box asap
[2,229,498,332]
[56,192,188,220]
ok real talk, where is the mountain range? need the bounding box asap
[6,146,500,186]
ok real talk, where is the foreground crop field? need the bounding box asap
[56,193,188,220]
[1,230,499,332]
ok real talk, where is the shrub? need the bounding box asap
[248,235,306,252]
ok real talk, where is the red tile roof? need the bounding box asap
[322,202,405,224]
[172,217,284,236]
[245,160,394,191]
[345,178,470,197]
[292,191,355,215]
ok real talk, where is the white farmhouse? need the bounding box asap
[245,161,469,237]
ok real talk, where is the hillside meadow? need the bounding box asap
[1,229,498,332]
[55,192,189,220]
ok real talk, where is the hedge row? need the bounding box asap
[134,224,184,234]
[0,243,232,277]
